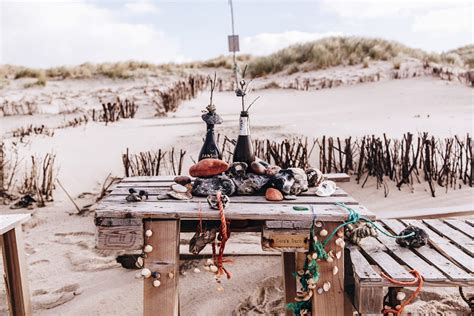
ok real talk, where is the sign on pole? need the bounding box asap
[228,35,240,52]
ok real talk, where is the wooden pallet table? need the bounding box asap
[346,218,474,315]
[95,174,375,316]
[0,213,31,316]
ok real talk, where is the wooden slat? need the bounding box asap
[2,226,32,316]
[312,223,345,316]
[466,219,474,226]
[110,186,349,197]
[358,237,415,282]
[96,225,143,250]
[386,220,474,281]
[347,246,382,282]
[262,229,308,251]
[423,219,474,256]
[144,220,180,316]
[103,194,359,205]
[354,278,384,314]
[120,173,350,183]
[374,222,446,282]
[443,219,474,238]
[95,202,375,222]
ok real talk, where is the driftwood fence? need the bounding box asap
[91,97,138,124]
[0,100,38,116]
[123,133,472,197]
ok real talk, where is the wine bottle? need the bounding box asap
[233,110,255,165]
[198,123,221,160]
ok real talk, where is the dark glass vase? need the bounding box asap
[198,123,221,160]
[233,111,255,165]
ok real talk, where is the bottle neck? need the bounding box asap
[239,114,250,136]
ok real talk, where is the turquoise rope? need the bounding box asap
[322,202,415,247]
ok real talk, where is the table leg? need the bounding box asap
[2,227,32,316]
[312,222,345,316]
[143,220,180,316]
[282,252,296,316]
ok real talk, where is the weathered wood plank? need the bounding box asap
[282,252,297,316]
[144,220,180,316]
[0,214,30,235]
[312,222,345,316]
[2,226,32,316]
[95,217,142,227]
[374,222,446,282]
[390,220,474,280]
[103,194,359,205]
[423,219,474,256]
[95,202,375,222]
[354,278,384,314]
[443,219,474,238]
[120,173,351,183]
[347,245,382,282]
[110,186,349,197]
[96,225,143,250]
[358,237,415,282]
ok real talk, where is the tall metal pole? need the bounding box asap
[228,0,239,86]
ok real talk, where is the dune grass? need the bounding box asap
[247,36,468,77]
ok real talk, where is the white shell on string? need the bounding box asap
[312,253,318,260]
[168,272,174,279]
[396,292,406,301]
[319,229,328,237]
[323,282,331,292]
[333,266,339,275]
[317,288,324,295]
[144,245,153,253]
[193,268,201,273]
[145,230,153,237]
[336,251,342,259]
[210,265,218,273]
[141,268,152,278]
[153,279,161,288]
[206,259,214,266]
[315,221,323,227]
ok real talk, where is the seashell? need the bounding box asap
[193,268,201,273]
[250,161,267,175]
[284,195,297,200]
[209,265,218,273]
[313,235,318,242]
[396,291,406,301]
[192,175,236,196]
[265,188,283,201]
[136,256,144,268]
[189,159,229,177]
[141,268,152,278]
[327,256,334,263]
[315,221,323,227]
[157,194,169,200]
[323,282,331,292]
[336,251,342,259]
[395,305,401,310]
[308,283,316,290]
[153,279,161,288]
[305,168,324,187]
[174,175,191,186]
[167,190,192,200]
[168,272,174,279]
[333,266,339,275]
[307,278,316,285]
[319,229,328,237]
[337,229,344,238]
[145,230,153,237]
[295,290,313,302]
[206,259,214,266]
[315,180,337,197]
[207,194,230,209]
[144,245,153,253]
[335,238,344,247]
[317,288,324,295]
[126,193,142,202]
[312,253,318,260]
[171,184,188,193]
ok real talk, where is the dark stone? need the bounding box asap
[396,225,428,248]
[232,173,271,195]
[174,175,192,186]
[192,175,236,196]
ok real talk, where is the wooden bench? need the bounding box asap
[0,214,32,316]
[95,174,375,316]
[345,218,474,315]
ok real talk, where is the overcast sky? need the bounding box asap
[0,0,472,68]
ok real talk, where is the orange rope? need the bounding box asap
[215,191,231,279]
[381,270,424,316]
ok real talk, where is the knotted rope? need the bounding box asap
[215,191,231,279]
[381,270,424,316]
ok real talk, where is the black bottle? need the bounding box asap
[233,110,255,165]
[198,105,223,161]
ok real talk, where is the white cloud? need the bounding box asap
[413,5,472,33]
[320,0,472,18]
[0,1,184,67]
[124,1,160,14]
[242,31,343,55]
